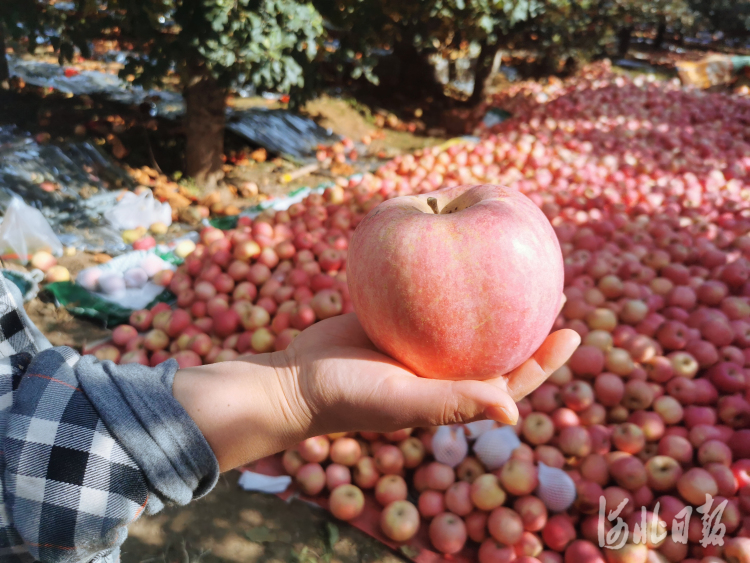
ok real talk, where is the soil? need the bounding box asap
[123,472,405,563]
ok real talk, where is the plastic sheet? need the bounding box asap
[45,281,174,327]
[0,125,131,254]
[226,109,341,159]
[8,57,185,117]
[9,57,341,158]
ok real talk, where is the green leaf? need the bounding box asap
[325,522,339,551]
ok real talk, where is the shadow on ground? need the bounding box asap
[123,471,407,563]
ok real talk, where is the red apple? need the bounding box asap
[328,483,364,521]
[380,500,420,542]
[348,184,563,380]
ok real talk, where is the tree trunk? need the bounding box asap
[654,22,667,50]
[466,42,499,107]
[0,25,10,85]
[617,26,633,58]
[381,34,445,101]
[183,67,226,191]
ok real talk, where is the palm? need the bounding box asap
[283,313,579,436]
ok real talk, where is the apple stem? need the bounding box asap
[427,197,440,214]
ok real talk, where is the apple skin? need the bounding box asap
[347,184,564,380]
[329,484,365,521]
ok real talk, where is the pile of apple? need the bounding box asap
[99,62,750,561]
[95,192,358,367]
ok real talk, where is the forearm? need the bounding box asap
[172,351,310,472]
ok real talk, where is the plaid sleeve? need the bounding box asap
[2,347,150,563]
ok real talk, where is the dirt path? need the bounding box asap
[123,471,406,563]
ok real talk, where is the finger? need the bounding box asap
[381,374,520,428]
[504,329,581,402]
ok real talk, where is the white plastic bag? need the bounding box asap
[0,198,62,263]
[105,191,172,230]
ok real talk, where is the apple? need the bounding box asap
[645,455,684,491]
[594,373,625,406]
[282,448,305,476]
[296,463,326,495]
[568,346,606,378]
[718,395,750,428]
[561,381,595,412]
[609,456,647,491]
[697,440,733,467]
[466,510,488,543]
[733,459,750,488]
[516,530,544,557]
[677,467,719,505]
[471,473,507,511]
[347,184,563,380]
[425,462,456,491]
[708,361,747,393]
[479,539,517,563]
[298,436,330,463]
[488,507,524,546]
[418,490,445,519]
[536,445,567,469]
[353,456,380,489]
[500,458,538,496]
[326,463,352,490]
[603,543,648,563]
[514,495,548,532]
[657,435,693,464]
[652,395,684,425]
[723,537,750,563]
[612,423,646,454]
[523,412,555,445]
[575,480,605,514]
[380,500,420,542]
[330,437,361,466]
[375,474,408,506]
[112,324,138,347]
[542,514,577,552]
[445,481,474,516]
[577,444,609,479]
[456,456,485,483]
[374,444,404,474]
[564,540,605,563]
[399,437,426,469]
[93,344,121,363]
[120,349,148,366]
[704,462,738,497]
[559,426,592,457]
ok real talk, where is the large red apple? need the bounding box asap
[347,184,564,380]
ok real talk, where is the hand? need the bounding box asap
[175,311,579,471]
[279,313,580,439]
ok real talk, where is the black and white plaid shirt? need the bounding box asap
[0,276,219,563]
